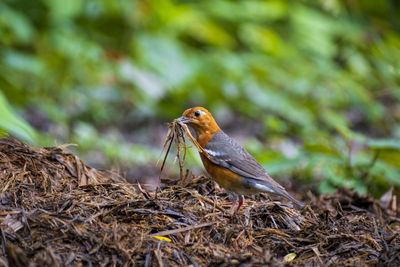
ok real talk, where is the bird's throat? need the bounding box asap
[196,130,214,147]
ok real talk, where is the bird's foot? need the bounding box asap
[228,200,238,215]
[228,195,245,215]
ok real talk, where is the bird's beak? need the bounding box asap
[177,116,192,124]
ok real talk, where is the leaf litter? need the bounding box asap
[0,137,399,266]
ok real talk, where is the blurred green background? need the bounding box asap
[1,0,400,196]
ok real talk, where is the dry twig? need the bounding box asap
[159,119,209,182]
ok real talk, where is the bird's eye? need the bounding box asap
[194,110,201,117]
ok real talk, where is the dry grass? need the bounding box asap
[159,119,208,182]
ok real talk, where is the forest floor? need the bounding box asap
[0,138,399,266]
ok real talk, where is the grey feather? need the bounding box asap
[205,131,304,208]
[205,131,284,188]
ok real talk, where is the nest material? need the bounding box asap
[0,138,399,266]
[159,119,208,182]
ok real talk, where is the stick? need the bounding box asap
[151,222,215,237]
[158,119,209,183]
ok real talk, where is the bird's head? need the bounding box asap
[178,107,220,134]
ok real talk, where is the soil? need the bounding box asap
[0,138,399,266]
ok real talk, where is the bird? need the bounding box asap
[178,106,304,214]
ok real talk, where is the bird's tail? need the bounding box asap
[275,188,304,209]
[251,179,305,209]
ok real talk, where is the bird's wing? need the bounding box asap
[203,131,284,190]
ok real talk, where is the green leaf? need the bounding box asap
[44,0,82,21]
[304,143,341,157]
[206,0,287,22]
[261,156,302,176]
[3,51,46,76]
[291,5,337,58]
[0,4,34,43]
[238,23,283,54]
[244,79,314,126]
[318,179,337,194]
[367,138,400,150]
[133,34,197,87]
[0,91,37,143]
[377,150,400,169]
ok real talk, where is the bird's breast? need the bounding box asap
[199,154,244,192]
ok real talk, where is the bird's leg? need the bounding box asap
[228,200,238,215]
[235,195,245,213]
[228,192,239,215]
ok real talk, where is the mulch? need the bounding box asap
[0,138,399,266]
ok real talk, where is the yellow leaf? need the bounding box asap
[151,236,171,242]
[284,253,296,262]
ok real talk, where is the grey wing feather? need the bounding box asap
[204,131,284,189]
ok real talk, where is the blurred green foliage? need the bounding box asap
[1,0,400,196]
[0,91,37,142]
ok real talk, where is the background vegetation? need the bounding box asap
[1,0,400,196]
